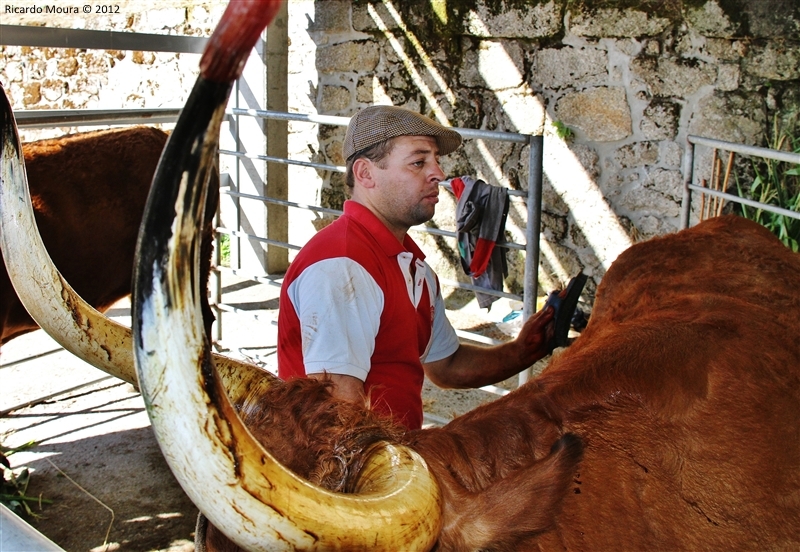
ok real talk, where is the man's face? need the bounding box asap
[369,135,446,232]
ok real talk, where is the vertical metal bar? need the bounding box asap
[234,79,243,271]
[519,134,544,386]
[212,177,223,343]
[680,140,696,229]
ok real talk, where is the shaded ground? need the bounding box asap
[0,273,556,551]
[1,315,198,552]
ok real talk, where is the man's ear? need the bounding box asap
[352,158,376,189]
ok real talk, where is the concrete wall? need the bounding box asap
[2,0,798,306]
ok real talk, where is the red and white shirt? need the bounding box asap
[278,200,459,429]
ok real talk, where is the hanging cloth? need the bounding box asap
[448,175,510,309]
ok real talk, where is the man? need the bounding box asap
[278,105,581,430]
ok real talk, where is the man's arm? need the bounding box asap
[423,306,554,389]
[309,372,367,404]
[287,257,382,402]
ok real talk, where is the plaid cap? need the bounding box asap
[343,105,463,161]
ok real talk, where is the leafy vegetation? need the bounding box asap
[552,120,574,142]
[218,232,231,267]
[736,111,800,252]
[1,441,50,519]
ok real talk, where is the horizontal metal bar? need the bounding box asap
[229,108,530,143]
[219,148,346,173]
[219,190,527,252]
[221,189,342,216]
[687,184,800,221]
[0,24,207,53]
[688,135,800,165]
[13,108,181,128]
[216,227,302,251]
[439,180,526,200]
[228,108,350,128]
[479,384,510,396]
[214,302,274,322]
[409,225,526,252]
[439,277,522,301]
[214,266,284,288]
[221,148,526,199]
[214,264,521,306]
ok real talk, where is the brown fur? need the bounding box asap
[207,216,800,551]
[239,377,405,491]
[1,127,218,343]
[206,377,404,552]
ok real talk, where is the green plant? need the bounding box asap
[218,232,231,267]
[552,120,574,142]
[736,111,800,252]
[1,441,50,519]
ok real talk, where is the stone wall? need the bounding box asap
[2,0,798,307]
[0,1,227,141]
[300,0,800,303]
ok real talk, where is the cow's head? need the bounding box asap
[0,2,441,550]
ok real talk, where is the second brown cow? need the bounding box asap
[0,126,217,344]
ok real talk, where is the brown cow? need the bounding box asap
[0,126,217,344]
[201,215,800,551]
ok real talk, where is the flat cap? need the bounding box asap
[343,105,462,161]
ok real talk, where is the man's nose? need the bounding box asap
[430,160,446,181]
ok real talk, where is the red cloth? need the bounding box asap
[450,176,499,277]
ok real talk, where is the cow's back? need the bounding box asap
[0,127,167,343]
[534,216,800,550]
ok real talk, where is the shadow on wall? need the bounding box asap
[307,0,635,309]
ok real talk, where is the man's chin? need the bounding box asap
[410,207,436,227]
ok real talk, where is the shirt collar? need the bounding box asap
[343,200,426,261]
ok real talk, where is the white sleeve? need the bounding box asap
[422,283,460,363]
[285,257,383,381]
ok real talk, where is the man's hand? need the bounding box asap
[308,373,367,405]
[424,301,558,389]
[513,304,555,367]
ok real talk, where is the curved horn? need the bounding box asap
[0,85,269,403]
[132,1,441,550]
[0,87,129,383]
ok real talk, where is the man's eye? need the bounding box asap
[412,160,424,167]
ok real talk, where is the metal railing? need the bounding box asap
[215,108,544,352]
[11,109,545,379]
[4,24,546,391]
[681,135,800,228]
[13,108,182,128]
[0,24,207,53]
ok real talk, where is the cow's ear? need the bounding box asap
[440,433,584,551]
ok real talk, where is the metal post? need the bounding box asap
[212,188,223,344]
[680,140,695,229]
[265,0,289,274]
[519,134,544,386]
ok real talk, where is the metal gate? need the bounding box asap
[2,23,546,393]
[681,135,800,231]
[215,107,546,384]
